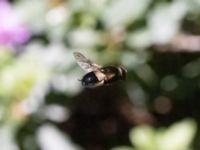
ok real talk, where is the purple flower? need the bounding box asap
[0,0,31,46]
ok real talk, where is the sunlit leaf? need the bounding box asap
[111,146,134,150]
[130,126,156,150]
[158,119,197,150]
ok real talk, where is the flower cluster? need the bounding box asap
[0,0,31,46]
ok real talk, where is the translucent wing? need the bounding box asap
[73,52,102,72]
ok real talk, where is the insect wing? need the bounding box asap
[73,52,101,72]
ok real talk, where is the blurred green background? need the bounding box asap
[1,0,200,150]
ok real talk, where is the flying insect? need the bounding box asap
[73,52,127,88]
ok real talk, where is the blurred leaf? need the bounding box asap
[111,146,134,150]
[158,119,197,150]
[102,0,151,28]
[0,53,49,100]
[0,125,18,150]
[130,126,156,150]
[160,75,178,91]
[37,124,81,150]
[182,58,200,78]
[128,119,196,150]
[15,0,49,32]
[134,64,158,87]
[127,29,152,49]
[67,28,101,49]
[0,48,13,70]
[147,1,189,44]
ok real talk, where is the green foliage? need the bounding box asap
[112,119,197,150]
[0,49,13,69]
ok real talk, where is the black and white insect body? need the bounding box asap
[73,52,126,88]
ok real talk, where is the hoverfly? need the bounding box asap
[73,52,126,88]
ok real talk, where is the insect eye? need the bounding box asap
[87,76,93,81]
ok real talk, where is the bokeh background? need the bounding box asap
[1,0,200,150]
